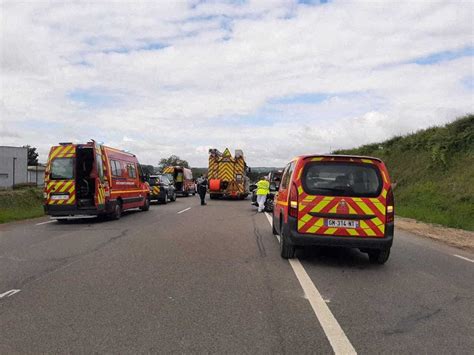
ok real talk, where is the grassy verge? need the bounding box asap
[0,188,45,224]
[334,114,474,231]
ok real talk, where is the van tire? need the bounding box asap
[112,201,122,220]
[368,248,390,264]
[170,192,176,202]
[162,194,168,204]
[140,196,150,211]
[280,223,296,259]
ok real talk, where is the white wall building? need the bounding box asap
[0,146,28,188]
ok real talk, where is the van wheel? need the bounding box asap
[368,249,390,264]
[162,194,168,205]
[280,223,296,259]
[170,192,176,202]
[111,201,122,220]
[140,197,150,211]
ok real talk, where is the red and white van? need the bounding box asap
[273,155,394,264]
[44,141,150,221]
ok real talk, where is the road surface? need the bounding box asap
[0,197,473,353]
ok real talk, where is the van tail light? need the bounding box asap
[289,183,298,218]
[386,187,395,223]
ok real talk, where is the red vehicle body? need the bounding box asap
[44,141,150,220]
[162,166,195,196]
[273,155,394,263]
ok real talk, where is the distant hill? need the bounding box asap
[334,114,474,231]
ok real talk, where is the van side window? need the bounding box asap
[96,154,104,182]
[128,163,137,179]
[111,160,122,177]
[281,161,295,190]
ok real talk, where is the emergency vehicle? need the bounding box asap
[148,174,177,204]
[273,155,394,264]
[208,148,250,199]
[162,166,195,196]
[43,141,150,221]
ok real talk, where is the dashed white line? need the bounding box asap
[264,212,356,355]
[177,207,191,214]
[0,289,21,299]
[453,254,474,263]
[35,220,55,226]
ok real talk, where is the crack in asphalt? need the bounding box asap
[252,214,267,258]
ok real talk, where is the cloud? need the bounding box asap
[0,0,472,167]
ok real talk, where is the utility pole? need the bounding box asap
[12,157,16,188]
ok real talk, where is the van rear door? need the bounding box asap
[45,145,77,206]
[93,143,107,210]
[297,158,388,238]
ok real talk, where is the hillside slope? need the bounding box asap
[334,115,474,231]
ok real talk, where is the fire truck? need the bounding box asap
[208,148,250,199]
[43,141,150,221]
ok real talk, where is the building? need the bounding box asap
[0,146,28,188]
[28,164,46,186]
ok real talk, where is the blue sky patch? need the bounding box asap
[270,93,333,105]
[412,46,473,65]
[68,89,121,108]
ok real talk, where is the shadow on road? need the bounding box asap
[296,246,381,269]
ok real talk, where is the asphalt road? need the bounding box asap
[0,196,473,354]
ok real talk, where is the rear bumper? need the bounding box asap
[150,190,167,200]
[285,216,394,250]
[44,204,100,217]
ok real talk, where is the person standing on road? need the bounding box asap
[256,176,270,212]
[197,174,208,206]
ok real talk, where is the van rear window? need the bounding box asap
[302,162,382,197]
[50,158,74,180]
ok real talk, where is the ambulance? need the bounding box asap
[162,166,195,196]
[43,141,150,221]
[273,155,394,264]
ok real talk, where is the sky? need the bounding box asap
[1,0,473,167]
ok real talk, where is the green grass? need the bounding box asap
[0,188,45,223]
[334,114,474,231]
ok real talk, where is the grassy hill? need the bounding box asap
[334,114,474,231]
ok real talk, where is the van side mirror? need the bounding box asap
[247,167,251,173]
[270,182,277,191]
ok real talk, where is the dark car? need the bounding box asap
[148,174,177,204]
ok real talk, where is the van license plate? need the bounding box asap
[51,194,69,200]
[326,219,359,228]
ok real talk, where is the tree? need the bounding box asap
[140,164,155,176]
[23,145,38,165]
[158,155,189,170]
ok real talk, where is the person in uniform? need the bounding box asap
[256,176,270,212]
[197,174,208,206]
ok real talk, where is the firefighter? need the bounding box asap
[256,176,270,212]
[197,174,208,206]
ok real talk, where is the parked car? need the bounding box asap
[273,155,394,264]
[148,174,177,204]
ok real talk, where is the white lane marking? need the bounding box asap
[177,207,191,214]
[264,212,356,355]
[0,289,21,299]
[454,254,474,263]
[35,220,55,226]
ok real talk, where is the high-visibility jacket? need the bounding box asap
[256,180,270,196]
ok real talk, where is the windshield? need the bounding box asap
[302,162,382,197]
[50,158,74,180]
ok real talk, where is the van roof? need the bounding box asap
[298,154,383,163]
